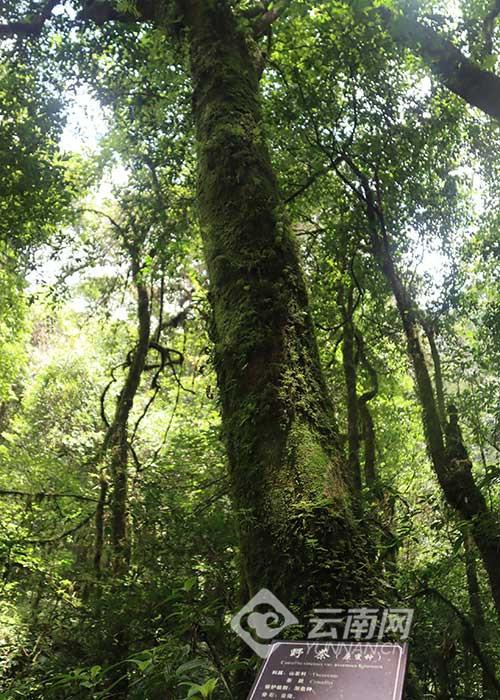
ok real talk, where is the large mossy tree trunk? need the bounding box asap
[179,1,374,612]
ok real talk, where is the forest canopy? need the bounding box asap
[0,0,499,699]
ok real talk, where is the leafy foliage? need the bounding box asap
[0,0,499,698]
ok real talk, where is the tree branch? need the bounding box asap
[78,0,158,26]
[253,0,293,37]
[379,7,500,121]
[0,0,61,37]
[25,510,96,544]
[284,159,342,204]
[0,488,99,502]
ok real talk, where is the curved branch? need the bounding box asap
[26,510,96,544]
[379,7,500,121]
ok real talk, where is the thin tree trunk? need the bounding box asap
[355,330,398,569]
[94,473,108,575]
[355,331,379,494]
[104,268,150,576]
[413,586,500,695]
[421,321,446,428]
[382,242,500,617]
[464,529,485,628]
[341,157,500,617]
[100,252,151,698]
[434,636,453,700]
[340,283,362,496]
[463,529,499,699]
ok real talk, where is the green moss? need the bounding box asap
[183,0,382,615]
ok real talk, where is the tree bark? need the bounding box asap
[340,283,362,496]
[180,0,374,611]
[380,240,500,617]
[104,266,151,577]
[378,7,500,122]
[341,157,500,617]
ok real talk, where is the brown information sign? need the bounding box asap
[248,642,408,700]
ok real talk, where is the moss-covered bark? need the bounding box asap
[104,269,150,577]
[177,1,374,612]
[364,194,500,618]
[340,155,500,618]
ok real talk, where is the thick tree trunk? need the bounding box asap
[182,1,374,611]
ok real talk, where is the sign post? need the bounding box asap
[247,641,408,700]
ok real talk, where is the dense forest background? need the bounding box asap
[0,0,499,698]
